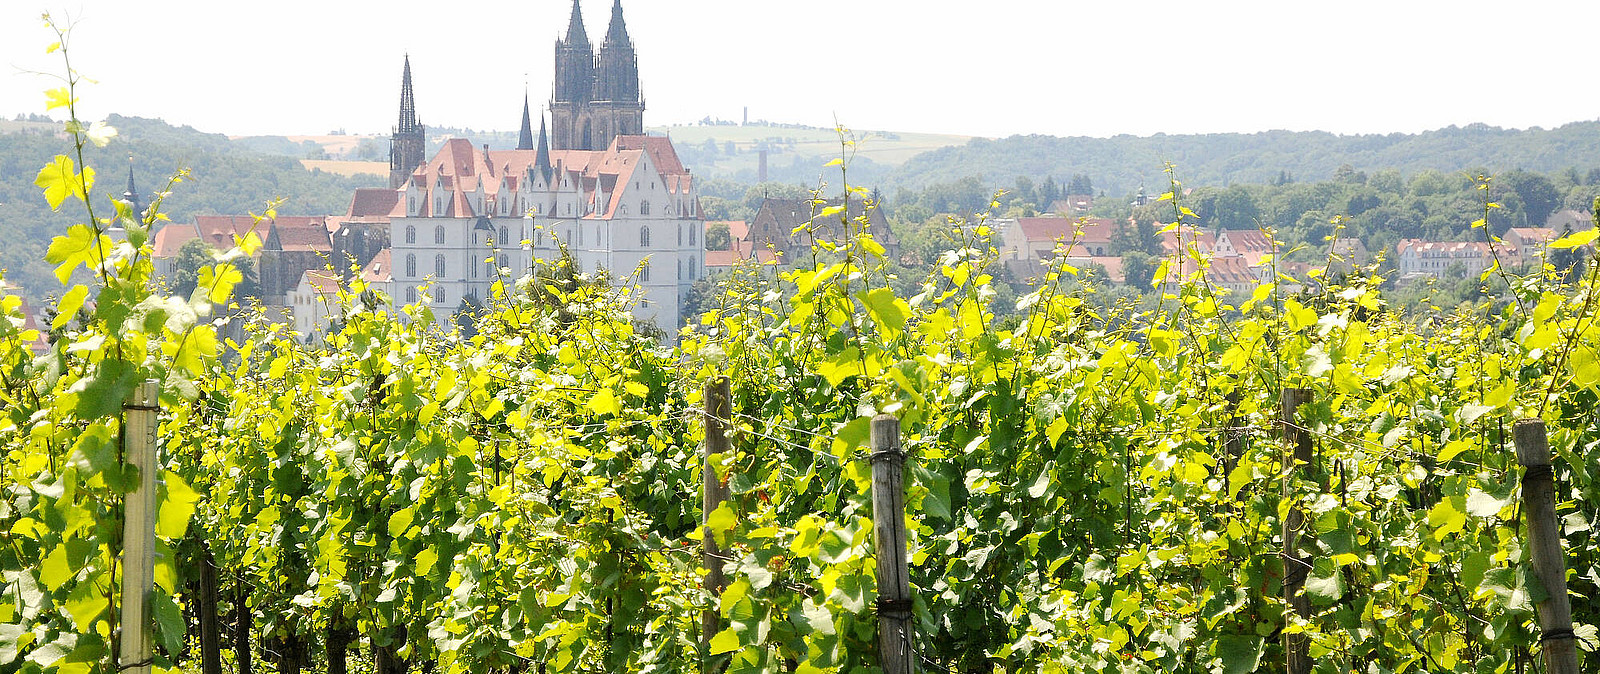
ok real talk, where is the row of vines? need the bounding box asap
[3,21,1600,674]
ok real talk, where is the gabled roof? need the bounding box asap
[708,220,748,241]
[1016,217,1117,244]
[348,188,400,218]
[195,215,326,252]
[266,218,333,252]
[151,223,199,257]
[300,270,343,296]
[1220,229,1272,252]
[361,249,392,284]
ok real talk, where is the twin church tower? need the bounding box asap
[389,0,645,188]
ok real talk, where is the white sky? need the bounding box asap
[2,1,1597,140]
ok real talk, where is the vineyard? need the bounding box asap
[5,27,1600,674]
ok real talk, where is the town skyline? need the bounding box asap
[2,0,1598,140]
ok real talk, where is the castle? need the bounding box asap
[351,0,702,340]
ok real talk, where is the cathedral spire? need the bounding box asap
[535,114,553,182]
[603,0,631,47]
[397,54,421,134]
[390,54,428,189]
[564,0,590,48]
[517,92,535,150]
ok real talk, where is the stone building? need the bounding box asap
[550,0,645,151]
[742,197,900,263]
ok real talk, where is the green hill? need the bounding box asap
[0,115,383,300]
[886,121,1600,195]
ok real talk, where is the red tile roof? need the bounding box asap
[707,220,748,241]
[302,270,342,296]
[348,188,399,218]
[151,223,199,257]
[360,249,392,284]
[1017,217,1118,244]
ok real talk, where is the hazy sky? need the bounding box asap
[2,1,1597,139]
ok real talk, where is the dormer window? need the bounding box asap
[641,201,650,216]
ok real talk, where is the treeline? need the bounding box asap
[889,121,1600,196]
[0,115,382,298]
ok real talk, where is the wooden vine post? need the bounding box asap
[1514,419,1580,674]
[1279,388,1314,674]
[870,414,914,674]
[700,377,733,664]
[119,381,160,674]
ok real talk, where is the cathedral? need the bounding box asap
[356,0,704,341]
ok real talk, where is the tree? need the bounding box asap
[1067,174,1093,195]
[171,239,215,297]
[705,222,732,251]
[1121,251,1157,288]
[1038,176,1060,207]
[1503,169,1562,227]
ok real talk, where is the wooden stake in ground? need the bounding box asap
[870,414,914,674]
[119,381,160,674]
[1514,419,1580,674]
[1279,388,1314,674]
[700,378,733,663]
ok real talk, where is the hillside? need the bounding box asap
[0,115,383,300]
[651,123,972,184]
[886,121,1600,194]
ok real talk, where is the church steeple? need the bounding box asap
[564,0,590,48]
[517,93,535,150]
[603,0,630,47]
[119,157,143,227]
[535,114,553,183]
[390,54,428,189]
[595,0,641,105]
[397,54,421,134]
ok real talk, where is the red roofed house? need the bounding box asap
[1214,229,1275,267]
[1000,217,1120,261]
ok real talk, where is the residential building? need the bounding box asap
[742,197,899,263]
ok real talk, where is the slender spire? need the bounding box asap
[518,92,535,150]
[122,157,142,218]
[603,0,630,47]
[564,0,590,48]
[397,53,420,134]
[535,114,553,182]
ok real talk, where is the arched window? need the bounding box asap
[434,226,445,244]
[499,227,508,246]
[405,225,416,244]
[641,262,650,282]
[406,254,417,277]
[678,225,683,246]
[437,286,445,304]
[689,227,697,247]
[579,226,585,246]
[677,258,684,280]
[435,254,446,277]
[597,226,603,246]
[640,226,651,248]
[536,229,544,246]
[408,197,415,213]
[499,255,508,273]
[641,201,650,215]
[407,287,416,304]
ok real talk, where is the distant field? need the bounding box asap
[0,120,59,135]
[650,124,972,166]
[301,160,388,177]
